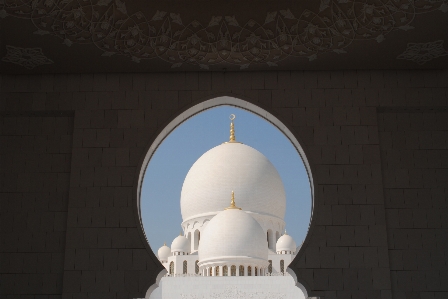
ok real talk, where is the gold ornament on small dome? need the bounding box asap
[225,191,242,210]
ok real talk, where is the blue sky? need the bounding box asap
[141,106,312,253]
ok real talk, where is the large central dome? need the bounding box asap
[180,142,286,222]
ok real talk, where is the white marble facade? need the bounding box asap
[148,276,306,299]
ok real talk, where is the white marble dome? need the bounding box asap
[276,233,296,253]
[198,208,268,265]
[157,244,171,261]
[181,142,286,222]
[171,235,190,253]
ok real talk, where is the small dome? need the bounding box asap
[199,208,268,264]
[276,233,296,253]
[157,244,171,261]
[181,143,286,222]
[171,235,190,253]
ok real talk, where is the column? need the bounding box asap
[244,266,247,276]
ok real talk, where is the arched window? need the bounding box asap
[239,265,244,276]
[268,260,272,274]
[248,266,252,276]
[223,265,228,276]
[231,265,236,276]
[209,267,212,276]
[169,262,174,275]
[255,267,258,276]
[195,260,199,274]
[276,231,280,242]
[215,266,220,276]
[183,261,187,274]
[194,229,200,250]
[267,229,273,249]
[280,260,284,274]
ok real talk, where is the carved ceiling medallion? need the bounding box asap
[2,45,54,69]
[397,40,448,65]
[0,0,447,69]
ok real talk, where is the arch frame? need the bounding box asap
[133,93,319,297]
[144,268,167,299]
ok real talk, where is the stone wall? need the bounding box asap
[379,108,448,299]
[0,70,447,299]
[0,111,73,298]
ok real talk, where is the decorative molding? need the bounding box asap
[2,45,54,69]
[397,40,448,65]
[0,0,447,69]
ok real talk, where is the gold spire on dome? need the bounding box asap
[164,242,166,246]
[229,114,236,142]
[225,191,242,210]
[224,114,242,144]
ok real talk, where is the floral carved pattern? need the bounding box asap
[397,40,448,65]
[0,0,447,69]
[1,45,54,69]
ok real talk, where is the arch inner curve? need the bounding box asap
[137,96,314,299]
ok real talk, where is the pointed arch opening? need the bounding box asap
[136,96,314,298]
[231,265,236,276]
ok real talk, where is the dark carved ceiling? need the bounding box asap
[1,0,447,73]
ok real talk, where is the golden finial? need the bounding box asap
[224,114,242,144]
[179,231,183,236]
[284,229,287,235]
[229,114,236,142]
[164,242,166,246]
[225,191,241,210]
